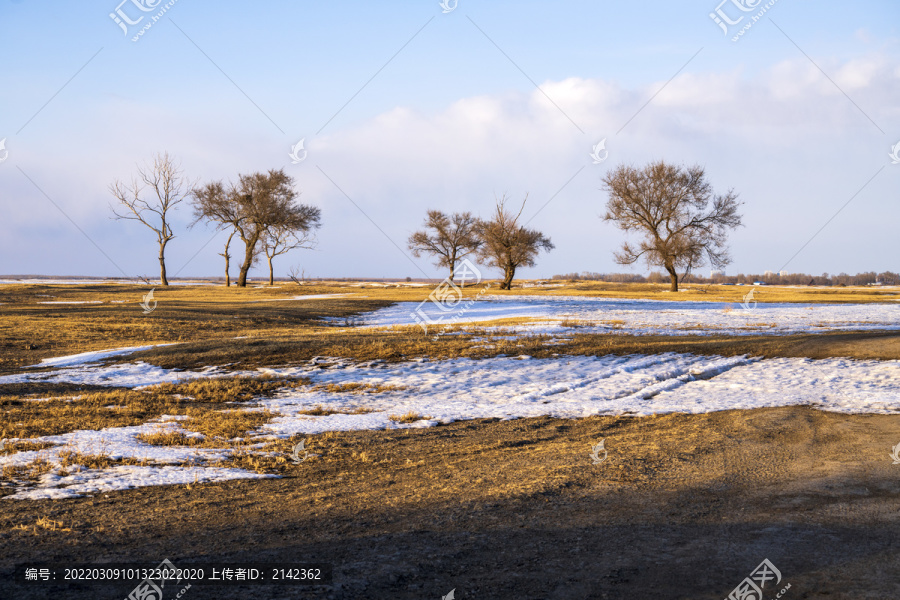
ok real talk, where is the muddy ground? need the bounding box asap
[2,406,899,599]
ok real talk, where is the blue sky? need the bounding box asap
[1,0,899,280]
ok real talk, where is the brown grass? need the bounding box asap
[388,411,429,423]
[296,405,376,416]
[0,439,56,455]
[181,409,276,440]
[3,280,897,375]
[136,429,206,447]
[312,382,407,394]
[56,451,148,470]
[0,389,182,439]
[147,375,309,403]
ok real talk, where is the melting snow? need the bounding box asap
[362,295,900,336]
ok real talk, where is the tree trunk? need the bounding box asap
[158,240,169,286]
[222,231,234,287]
[665,263,678,292]
[450,251,457,286]
[501,264,516,290]
[237,232,260,287]
[268,255,274,285]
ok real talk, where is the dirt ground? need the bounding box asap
[2,406,899,599]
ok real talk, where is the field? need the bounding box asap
[2,280,900,599]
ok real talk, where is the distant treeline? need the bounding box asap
[552,271,900,286]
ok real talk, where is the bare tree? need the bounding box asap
[109,152,194,286]
[192,169,321,287]
[477,195,554,290]
[288,265,307,285]
[408,210,482,282]
[261,222,319,285]
[219,230,235,287]
[602,161,742,292]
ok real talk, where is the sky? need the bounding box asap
[1,0,898,281]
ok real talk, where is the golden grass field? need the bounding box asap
[2,279,900,599]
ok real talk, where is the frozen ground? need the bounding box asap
[3,346,899,499]
[367,294,900,335]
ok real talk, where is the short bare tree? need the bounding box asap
[219,230,235,287]
[192,169,321,287]
[408,211,482,283]
[261,222,319,285]
[602,161,742,292]
[108,152,194,286]
[477,195,554,290]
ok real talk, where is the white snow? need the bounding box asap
[27,345,169,369]
[0,420,226,470]
[251,353,900,441]
[5,343,900,500]
[6,466,272,500]
[364,295,900,336]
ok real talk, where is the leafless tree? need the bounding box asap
[219,230,235,287]
[192,169,321,287]
[477,195,554,290]
[261,223,318,285]
[602,161,742,292]
[108,152,194,286]
[288,265,307,285]
[408,210,482,282]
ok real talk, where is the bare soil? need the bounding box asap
[2,407,899,599]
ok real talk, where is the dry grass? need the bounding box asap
[136,429,206,447]
[181,409,276,440]
[1,458,56,482]
[389,411,429,423]
[0,439,56,455]
[0,389,182,439]
[56,451,148,471]
[4,280,895,374]
[15,517,73,534]
[312,382,407,394]
[148,375,309,403]
[296,404,376,416]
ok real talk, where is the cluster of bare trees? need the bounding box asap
[111,154,745,292]
[109,153,320,287]
[408,196,554,290]
[408,161,742,292]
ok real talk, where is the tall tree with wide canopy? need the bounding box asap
[408,210,482,282]
[602,161,742,292]
[477,195,554,290]
[192,169,321,287]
